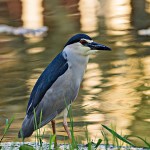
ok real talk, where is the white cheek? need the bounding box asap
[86,50,99,55]
[73,45,91,55]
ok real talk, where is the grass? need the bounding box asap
[101,129,109,149]
[0,108,150,150]
[0,116,15,144]
[67,105,78,149]
[33,109,44,147]
[0,116,15,149]
[102,124,135,147]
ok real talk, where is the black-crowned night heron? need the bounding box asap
[18,33,111,140]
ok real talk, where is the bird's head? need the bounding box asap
[63,33,111,56]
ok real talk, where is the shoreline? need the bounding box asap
[0,142,149,150]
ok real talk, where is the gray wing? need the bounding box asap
[26,52,68,116]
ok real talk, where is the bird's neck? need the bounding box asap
[64,51,89,69]
[63,51,89,85]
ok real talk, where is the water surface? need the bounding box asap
[0,0,150,146]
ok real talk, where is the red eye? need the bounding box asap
[80,39,88,45]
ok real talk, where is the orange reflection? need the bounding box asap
[141,56,150,77]
[27,47,45,54]
[103,0,131,35]
[99,57,144,135]
[82,62,104,138]
[26,68,43,92]
[21,0,43,29]
[142,42,150,46]
[78,0,100,37]
[124,48,137,55]
[83,63,102,95]
[146,0,150,13]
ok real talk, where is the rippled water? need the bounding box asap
[0,0,150,146]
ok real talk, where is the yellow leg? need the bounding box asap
[63,121,71,139]
[63,106,72,141]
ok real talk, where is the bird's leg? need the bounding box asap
[51,120,57,147]
[51,120,56,135]
[63,106,72,140]
[63,120,71,139]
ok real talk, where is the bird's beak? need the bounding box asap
[87,42,111,51]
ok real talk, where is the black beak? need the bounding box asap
[87,42,111,51]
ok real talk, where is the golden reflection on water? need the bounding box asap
[142,42,150,46]
[104,0,131,35]
[83,63,102,99]
[146,0,150,13]
[21,0,43,29]
[78,0,100,37]
[0,45,20,69]
[124,48,137,55]
[27,47,45,54]
[26,68,43,92]
[99,54,150,135]
[81,62,104,139]
[0,0,150,145]
[141,56,150,77]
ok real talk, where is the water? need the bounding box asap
[0,0,150,146]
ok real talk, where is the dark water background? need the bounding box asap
[0,0,150,146]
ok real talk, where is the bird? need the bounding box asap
[18,33,111,141]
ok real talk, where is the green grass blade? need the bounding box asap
[49,134,56,150]
[102,124,135,147]
[125,135,150,148]
[65,103,78,149]
[33,109,38,131]
[95,139,102,149]
[69,109,77,148]
[0,116,15,143]
[33,109,38,145]
[101,130,109,150]
[85,125,89,144]
[39,110,43,147]
[19,144,35,150]
[4,117,14,135]
[87,142,92,150]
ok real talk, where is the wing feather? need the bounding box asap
[26,52,68,116]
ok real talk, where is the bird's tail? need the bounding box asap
[18,115,34,138]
